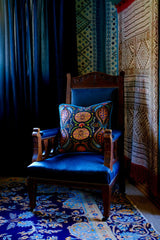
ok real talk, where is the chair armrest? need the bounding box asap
[40,128,60,139]
[104,129,121,171]
[32,127,59,162]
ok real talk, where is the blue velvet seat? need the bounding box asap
[27,71,125,220]
[28,150,120,184]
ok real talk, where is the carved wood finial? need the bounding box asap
[32,128,42,162]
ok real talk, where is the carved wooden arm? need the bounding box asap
[104,129,119,171]
[32,127,59,162]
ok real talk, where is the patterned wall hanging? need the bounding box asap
[75,0,118,76]
[119,0,159,196]
[115,0,136,13]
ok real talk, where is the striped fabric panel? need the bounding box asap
[122,0,150,39]
[119,0,158,195]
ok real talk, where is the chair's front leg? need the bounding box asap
[27,177,37,211]
[102,185,111,220]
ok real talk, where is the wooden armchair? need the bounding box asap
[27,71,125,220]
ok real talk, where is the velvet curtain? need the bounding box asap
[0,0,77,176]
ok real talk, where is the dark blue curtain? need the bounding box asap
[0,0,77,176]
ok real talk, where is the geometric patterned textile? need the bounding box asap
[0,178,160,240]
[115,0,136,13]
[119,0,159,195]
[75,0,118,76]
[58,102,112,153]
[75,0,96,74]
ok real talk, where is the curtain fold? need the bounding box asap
[0,0,77,175]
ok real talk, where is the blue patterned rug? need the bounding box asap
[0,177,160,240]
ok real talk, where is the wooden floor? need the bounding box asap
[126,179,160,233]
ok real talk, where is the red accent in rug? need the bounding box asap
[115,0,136,13]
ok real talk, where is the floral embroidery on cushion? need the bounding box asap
[75,111,91,122]
[58,102,112,153]
[72,128,90,140]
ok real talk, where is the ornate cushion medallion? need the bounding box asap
[58,102,112,153]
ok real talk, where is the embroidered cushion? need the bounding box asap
[58,102,112,153]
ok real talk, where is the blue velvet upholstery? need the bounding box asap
[40,128,59,139]
[71,88,117,106]
[27,152,120,184]
[112,130,122,142]
[71,88,118,128]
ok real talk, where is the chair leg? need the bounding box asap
[102,185,111,220]
[27,177,37,211]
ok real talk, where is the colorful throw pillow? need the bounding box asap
[58,102,112,153]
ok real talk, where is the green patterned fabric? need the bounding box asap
[75,0,118,75]
[58,102,112,153]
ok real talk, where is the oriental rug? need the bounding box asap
[118,0,159,196]
[0,177,160,240]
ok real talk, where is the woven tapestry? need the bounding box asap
[115,0,136,13]
[119,0,158,195]
[75,0,118,76]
